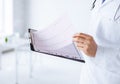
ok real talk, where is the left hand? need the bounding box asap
[73,33,97,57]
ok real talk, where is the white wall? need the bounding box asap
[26,0,93,33]
[0,0,13,37]
[13,0,27,37]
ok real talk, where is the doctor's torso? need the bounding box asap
[80,0,120,84]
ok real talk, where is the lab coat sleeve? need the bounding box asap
[90,45,119,67]
[94,45,104,62]
[92,18,120,65]
[88,45,105,66]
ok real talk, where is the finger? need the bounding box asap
[73,37,85,42]
[80,33,93,40]
[73,32,91,37]
[76,42,85,47]
[73,33,81,38]
[74,42,86,51]
[77,46,84,51]
[73,37,90,45]
[73,33,90,40]
[73,33,90,37]
[80,33,91,37]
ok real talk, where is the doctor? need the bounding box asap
[73,0,120,84]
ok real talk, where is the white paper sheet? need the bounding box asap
[29,15,84,62]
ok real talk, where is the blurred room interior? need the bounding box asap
[0,0,93,84]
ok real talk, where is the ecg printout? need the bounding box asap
[29,15,85,62]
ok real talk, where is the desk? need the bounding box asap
[0,38,32,84]
[0,43,15,70]
[14,38,32,84]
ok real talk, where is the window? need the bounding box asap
[0,0,13,37]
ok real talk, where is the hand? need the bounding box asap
[73,33,97,57]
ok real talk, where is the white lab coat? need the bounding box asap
[80,0,120,84]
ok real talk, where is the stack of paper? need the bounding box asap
[29,15,85,62]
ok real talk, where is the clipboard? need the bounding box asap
[28,29,85,63]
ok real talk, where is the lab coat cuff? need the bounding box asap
[95,46,104,57]
[92,45,105,64]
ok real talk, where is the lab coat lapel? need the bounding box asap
[99,0,113,9]
[97,0,120,20]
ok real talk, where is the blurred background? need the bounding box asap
[0,0,93,84]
